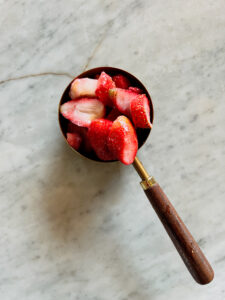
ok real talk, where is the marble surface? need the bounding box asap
[0,0,225,299]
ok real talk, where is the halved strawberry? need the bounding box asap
[130,94,152,128]
[109,88,138,116]
[88,119,116,161]
[112,74,130,89]
[108,116,138,165]
[129,86,142,94]
[95,72,115,106]
[60,98,105,127]
[106,108,121,121]
[69,78,97,99]
[66,132,82,150]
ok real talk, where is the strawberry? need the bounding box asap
[95,72,115,106]
[106,108,121,121]
[129,86,142,94]
[66,132,82,150]
[88,119,116,161]
[60,98,105,128]
[67,122,92,153]
[112,74,130,89]
[108,116,138,165]
[69,78,97,99]
[130,94,152,128]
[109,88,138,116]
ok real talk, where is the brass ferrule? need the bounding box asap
[140,176,156,190]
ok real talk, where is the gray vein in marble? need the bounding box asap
[0,71,73,85]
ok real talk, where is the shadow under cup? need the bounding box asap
[58,67,154,162]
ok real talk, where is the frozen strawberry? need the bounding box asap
[67,122,92,153]
[66,132,82,150]
[130,94,152,128]
[108,116,138,165]
[69,78,97,99]
[95,72,115,106]
[106,108,121,121]
[60,98,105,128]
[129,87,142,94]
[109,88,138,116]
[112,74,130,89]
[88,119,116,161]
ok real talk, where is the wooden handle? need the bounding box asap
[144,182,214,284]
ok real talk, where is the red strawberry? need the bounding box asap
[60,98,105,128]
[112,74,130,89]
[109,88,138,116]
[130,94,152,128]
[108,116,138,165]
[129,86,142,94]
[106,108,121,121]
[69,78,98,99]
[66,132,82,150]
[67,122,92,153]
[88,119,116,161]
[95,72,115,106]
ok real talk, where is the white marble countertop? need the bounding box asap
[0,1,225,299]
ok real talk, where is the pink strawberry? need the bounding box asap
[69,78,97,99]
[109,88,138,116]
[108,116,138,165]
[130,94,152,128]
[129,87,142,94]
[60,98,105,128]
[106,108,121,121]
[112,74,130,89]
[66,132,82,150]
[88,119,116,161]
[95,72,115,106]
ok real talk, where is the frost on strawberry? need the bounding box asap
[60,98,105,128]
[112,74,130,89]
[130,94,152,128]
[109,88,138,116]
[129,87,142,94]
[95,72,115,106]
[69,78,98,99]
[66,132,82,150]
[88,119,116,161]
[108,116,138,165]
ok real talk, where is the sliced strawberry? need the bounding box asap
[108,116,138,165]
[67,122,92,153]
[129,86,142,94]
[109,88,138,116]
[95,72,115,106]
[69,78,97,99]
[130,94,152,128]
[88,119,116,161]
[106,108,121,121]
[66,132,82,150]
[112,74,130,89]
[60,98,105,128]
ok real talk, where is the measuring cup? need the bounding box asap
[58,67,214,284]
